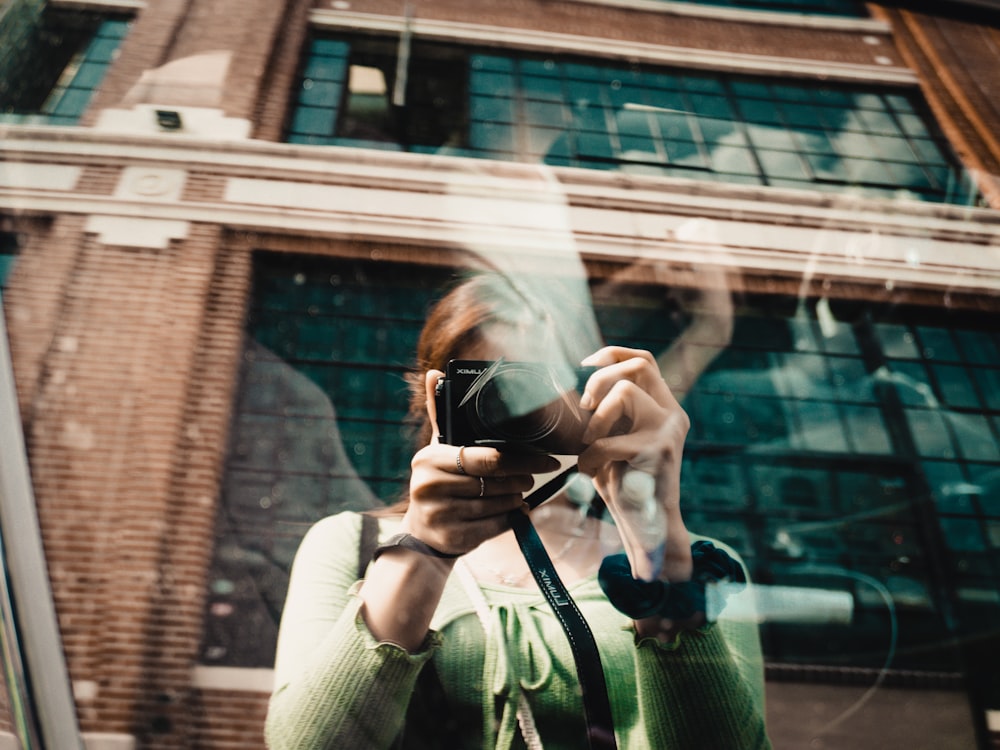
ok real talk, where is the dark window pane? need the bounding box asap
[906,409,955,459]
[933,364,981,409]
[876,323,921,359]
[289,106,336,137]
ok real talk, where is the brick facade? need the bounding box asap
[876,5,1000,203]
[4,220,243,744]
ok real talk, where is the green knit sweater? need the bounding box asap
[265,512,771,749]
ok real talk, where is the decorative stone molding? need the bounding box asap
[84,215,191,249]
[1,127,996,290]
[113,167,187,203]
[0,162,81,192]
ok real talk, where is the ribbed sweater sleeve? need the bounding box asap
[264,513,438,750]
[634,624,772,749]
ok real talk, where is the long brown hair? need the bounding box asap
[406,271,599,443]
[377,271,599,514]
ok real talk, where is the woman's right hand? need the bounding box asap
[358,371,559,651]
[403,370,561,555]
[405,443,561,555]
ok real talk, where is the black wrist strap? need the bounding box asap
[510,466,618,750]
[372,532,461,561]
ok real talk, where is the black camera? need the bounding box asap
[434,359,597,454]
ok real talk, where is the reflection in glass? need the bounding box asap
[204,256,1000,698]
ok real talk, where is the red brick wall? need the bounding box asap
[81,0,190,123]
[874,4,1000,206]
[86,0,305,123]
[325,0,893,65]
[4,214,91,410]
[126,232,251,748]
[253,0,316,142]
[4,221,250,746]
[191,690,269,750]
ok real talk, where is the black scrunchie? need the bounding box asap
[598,541,746,621]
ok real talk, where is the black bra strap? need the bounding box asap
[358,512,380,579]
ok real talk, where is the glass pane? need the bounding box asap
[917,326,961,362]
[933,364,981,408]
[876,323,921,359]
[956,330,1000,365]
[7,4,996,747]
[949,413,1000,462]
[906,409,955,458]
[844,405,893,454]
[795,401,850,452]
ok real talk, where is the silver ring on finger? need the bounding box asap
[478,476,486,497]
[456,446,468,475]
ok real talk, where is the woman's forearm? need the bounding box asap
[358,546,456,652]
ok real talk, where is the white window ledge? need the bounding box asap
[191,665,275,693]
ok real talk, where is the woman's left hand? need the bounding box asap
[576,346,692,585]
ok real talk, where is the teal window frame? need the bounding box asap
[286,35,979,205]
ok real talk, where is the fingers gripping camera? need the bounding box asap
[435,359,598,454]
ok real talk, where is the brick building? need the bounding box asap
[1,0,999,748]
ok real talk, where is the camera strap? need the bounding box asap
[508,466,618,750]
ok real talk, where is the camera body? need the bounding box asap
[435,359,597,454]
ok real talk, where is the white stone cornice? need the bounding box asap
[0,127,997,295]
[309,10,914,85]
[1,127,993,233]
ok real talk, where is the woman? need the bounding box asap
[265,272,771,749]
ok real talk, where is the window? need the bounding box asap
[287,36,979,205]
[203,254,1000,686]
[873,321,1000,622]
[665,296,1000,673]
[0,8,129,125]
[288,37,467,152]
[201,254,453,667]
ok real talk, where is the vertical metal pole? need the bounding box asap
[0,295,84,750]
[392,1,413,107]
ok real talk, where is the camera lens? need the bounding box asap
[473,364,562,444]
